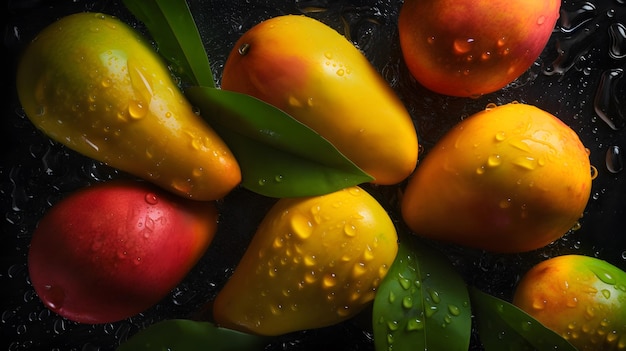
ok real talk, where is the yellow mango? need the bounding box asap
[401,102,592,253]
[213,186,399,336]
[16,12,241,200]
[221,15,418,185]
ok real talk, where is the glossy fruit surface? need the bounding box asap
[221,14,418,185]
[398,0,561,97]
[212,186,398,336]
[27,180,218,324]
[16,12,241,200]
[401,102,592,253]
[513,255,626,351]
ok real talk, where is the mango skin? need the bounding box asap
[221,15,418,185]
[27,180,218,324]
[213,186,399,336]
[401,103,592,253]
[398,0,561,97]
[513,255,626,351]
[16,13,241,201]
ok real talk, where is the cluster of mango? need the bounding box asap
[14,0,625,350]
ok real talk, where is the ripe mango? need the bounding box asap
[16,12,241,200]
[212,186,399,336]
[398,0,561,97]
[221,15,418,185]
[28,180,218,324]
[513,255,626,351]
[401,102,592,253]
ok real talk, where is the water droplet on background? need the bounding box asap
[606,145,624,173]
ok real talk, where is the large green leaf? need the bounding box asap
[186,86,373,197]
[122,0,214,87]
[116,319,269,351]
[469,287,578,351]
[372,236,472,351]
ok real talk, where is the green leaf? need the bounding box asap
[372,236,472,351]
[116,319,269,351]
[469,287,578,351]
[122,0,214,87]
[186,86,374,197]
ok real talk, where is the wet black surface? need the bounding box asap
[2,0,625,350]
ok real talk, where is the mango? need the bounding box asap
[221,15,418,185]
[398,0,561,97]
[513,255,626,351]
[28,180,218,324]
[16,12,241,200]
[212,186,399,336]
[401,102,592,253]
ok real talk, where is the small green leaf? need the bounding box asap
[116,319,269,351]
[122,0,214,87]
[372,236,472,351]
[469,287,578,351]
[186,86,374,197]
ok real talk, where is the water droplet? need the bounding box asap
[532,297,547,310]
[344,222,357,237]
[127,100,147,119]
[594,68,625,130]
[487,154,502,167]
[485,102,498,110]
[428,288,441,304]
[303,254,316,267]
[448,304,461,316]
[606,145,623,173]
[495,131,506,141]
[272,236,284,249]
[336,68,345,76]
[537,15,546,25]
[398,276,412,290]
[402,296,413,309]
[323,273,337,288]
[291,213,313,240]
[559,2,597,34]
[425,305,438,317]
[258,178,267,186]
[304,270,317,283]
[601,289,611,299]
[513,156,537,170]
[238,43,250,55]
[43,285,65,310]
[608,22,626,59]
[453,38,475,54]
[388,290,396,303]
[387,320,400,331]
[352,262,367,277]
[336,305,350,317]
[566,296,579,307]
[548,7,599,75]
[407,318,425,331]
[145,193,158,205]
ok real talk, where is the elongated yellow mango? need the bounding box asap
[16,12,241,200]
[213,186,399,336]
[222,15,418,185]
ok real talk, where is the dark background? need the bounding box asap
[2,0,625,350]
